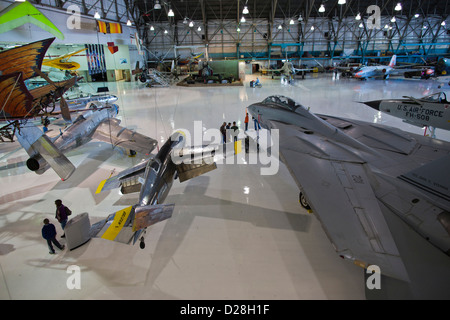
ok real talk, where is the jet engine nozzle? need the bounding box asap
[26,155,47,173]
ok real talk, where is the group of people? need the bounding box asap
[41,199,71,254]
[220,121,240,143]
[220,113,262,144]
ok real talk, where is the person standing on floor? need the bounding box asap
[231,121,239,142]
[226,122,231,142]
[55,199,71,238]
[42,219,65,254]
[220,122,227,143]
[244,113,249,131]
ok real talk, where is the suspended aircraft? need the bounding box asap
[363,92,450,138]
[16,101,158,181]
[42,48,87,71]
[92,131,218,249]
[247,95,450,299]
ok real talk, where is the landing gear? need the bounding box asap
[299,192,311,210]
[139,236,145,249]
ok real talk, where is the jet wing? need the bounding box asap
[15,121,75,180]
[95,159,148,194]
[91,118,157,156]
[268,120,410,281]
[90,203,174,244]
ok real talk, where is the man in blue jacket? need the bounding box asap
[42,219,65,254]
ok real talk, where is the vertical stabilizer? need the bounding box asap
[389,55,397,68]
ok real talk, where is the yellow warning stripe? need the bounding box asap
[95,179,107,194]
[101,206,133,241]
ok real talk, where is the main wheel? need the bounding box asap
[299,192,311,210]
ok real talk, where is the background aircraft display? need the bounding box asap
[353,55,434,80]
[247,95,450,299]
[92,131,217,249]
[16,101,158,181]
[362,92,450,138]
[42,48,86,70]
[261,61,313,79]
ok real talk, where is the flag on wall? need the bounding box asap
[97,21,122,34]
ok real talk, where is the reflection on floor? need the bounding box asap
[1,74,449,299]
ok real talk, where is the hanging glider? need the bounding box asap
[0,1,64,40]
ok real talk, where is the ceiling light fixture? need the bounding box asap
[391,17,396,23]
[243,6,249,14]
[319,4,325,13]
[395,3,402,11]
[355,13,361,20]
[94,11,100,19]
[359,23,363,28]
[168,9,174,17]
[278,24,282,30]
[441,21,446,26]
[311,25,315,31]
[164,29,168,34]
[241,16,246,23]
[338,0,346,4]
[127,19,132,26]
[189,21,194,27]
[197,26,202,31]
[150,25,154,30]
[290,19,295,25]
[154,0,161,10]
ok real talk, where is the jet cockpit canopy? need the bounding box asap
[262,95,308,113]
[420,92,448,104]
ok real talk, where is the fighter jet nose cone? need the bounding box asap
[362,100,382,111]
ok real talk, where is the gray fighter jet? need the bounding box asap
[92,131,218,249]
[248,95,450,299]
[16,102,157,180]
[363,92,450,138]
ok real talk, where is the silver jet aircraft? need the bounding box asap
[363,92,450,138]
[16,102,157,180]
[92,131,218,249]
[247,95,450,299]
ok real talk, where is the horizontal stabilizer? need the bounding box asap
[92,119,158,155]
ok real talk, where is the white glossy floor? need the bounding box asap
[1,73,449,300]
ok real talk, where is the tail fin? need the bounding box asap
[389,55,397,68]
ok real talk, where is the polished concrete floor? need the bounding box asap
[1,73,449,300]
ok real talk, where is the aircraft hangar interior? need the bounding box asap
[0,0,450,303]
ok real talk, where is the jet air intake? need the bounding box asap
[26,155,47,173]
